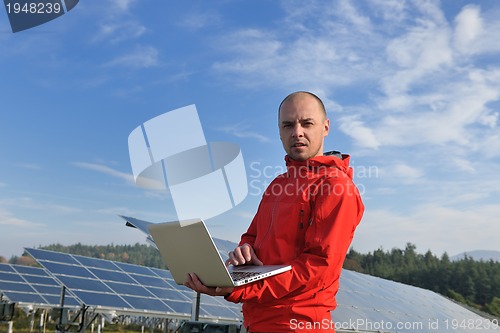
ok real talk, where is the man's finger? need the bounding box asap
[184,272,234,297]
[242,245,253,262]
[232,247,246,265]
[241,244,263,266]
[252,255,264,266]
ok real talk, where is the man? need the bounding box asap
[185,91,364,332]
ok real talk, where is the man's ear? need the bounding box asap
[323,119,330,136]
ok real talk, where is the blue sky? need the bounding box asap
[1,0,500,259]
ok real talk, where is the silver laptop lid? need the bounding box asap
[148,219,236,287]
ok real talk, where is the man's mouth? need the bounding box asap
[292,142,307,148]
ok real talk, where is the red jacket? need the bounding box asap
[225,154,364,332]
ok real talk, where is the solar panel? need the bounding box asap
[0,263,80,308]
[0,265,14,273]
[25,248,242,322]
[199,294,241,319]
[333,269,499,333]
[75,256,120,270]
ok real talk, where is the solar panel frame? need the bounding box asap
[2,292,47,304]
[88,268,136,283]
[25,248,80,265]
[200,305,240,320]
[22,275,57,285]
[11,265,51,275]
[120,296,174,313]
[161,300,192,315]
[71,290,131,309]
[0,281,37,293]
[0,272,24,282]
[74,256,121,270]
[40,262,95,278]
[0,265,15,273]
[56,275,114,293]
[0,263,81,309]
[24,248,241,322]
[104,281,154,297]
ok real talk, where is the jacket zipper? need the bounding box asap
[256,193,280,248]
[295,204,305,258]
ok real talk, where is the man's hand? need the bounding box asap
[226,243,263,266]
[184,273,234,297]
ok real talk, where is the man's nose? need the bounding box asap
[292,124,304,137]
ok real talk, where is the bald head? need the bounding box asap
[278,91,330,161]
[278,91,327,121]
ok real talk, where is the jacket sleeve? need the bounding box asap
[226,176,364,304]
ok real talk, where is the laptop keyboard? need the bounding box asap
[231,271,261,281]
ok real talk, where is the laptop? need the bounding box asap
[120,215,291,287]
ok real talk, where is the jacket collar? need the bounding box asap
[284,151,353,179]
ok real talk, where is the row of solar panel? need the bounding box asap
[3,247,499,332]
[0,248,242,321]
[0,262,79,307]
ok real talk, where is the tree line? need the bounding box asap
[1,243,166,269]
[344,243,500,317]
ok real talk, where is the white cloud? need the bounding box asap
[392,163,423,183]
[212,19,380,89]
[93,21,147,43]
[369,68,500,150]
[353,203,500,255]
[479,134,500,158]
[0,208,42,227]
[213,1,500,155]
[0,197,80,215]
[72,162,134,184]
[449,157,476,173]
[453,5,483,55]
[178,12,221,31]
[382,25,453,98]
[337,0,372,33]
[110,0,137,12]
[367,0,407,23]
[72,161,168,193]
[339,116,380,149]
[15,163,42,170]
[218,122,270,143]
[477,9,500,54]
[105,46,159,68]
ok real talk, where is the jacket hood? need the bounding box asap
[285,150,354,179]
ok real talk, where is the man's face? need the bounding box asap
[279,94,330,161]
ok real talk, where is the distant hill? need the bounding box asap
[451,250,500,262]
